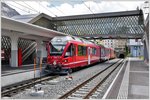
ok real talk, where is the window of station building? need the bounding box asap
[92,48,97,55]
[78,45,87,56]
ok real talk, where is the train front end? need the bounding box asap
[45,36,72,74]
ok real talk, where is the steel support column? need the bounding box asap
[144,40,149,64]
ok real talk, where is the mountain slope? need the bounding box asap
[1,2,20,17]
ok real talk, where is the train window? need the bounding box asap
[101,48,105,56]
[83,46,87,55]
[92,48,96,55]
[92,48,94,55]
[78,45,87,56]
[73,45,76,56]
[78,45,82,56]
[65,44,73,57]
[50,44,66,56]
[94,48,96,55]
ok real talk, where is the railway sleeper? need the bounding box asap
[68,96,82,99]
[78,88,90,92]
[91,93,99,97]
[75,90,89,94]
[71,93,85,98]
[80,87,91,90]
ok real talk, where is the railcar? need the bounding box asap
[45,36,100,74]
[99,45,106,62]
[104,48,115,60]
[45,36,115,74]
[110,48,116,59]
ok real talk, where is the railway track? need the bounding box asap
[1,75,59,97]
[59,59,124,99]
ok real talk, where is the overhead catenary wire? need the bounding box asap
[38,0,57,17]
[50,3,66,15]
[13,1,39,13]
[81,0,97,38]
[5,0,58,17]
[95,1,101,11]
[82,0,94,14]
[3,1,31,14]
[22,1,40,13]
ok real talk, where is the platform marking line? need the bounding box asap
[102,58,126,99]
[130,71,149,73]
[117,57,130,99]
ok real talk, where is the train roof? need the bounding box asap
[50,36,115,51]
[51,36,96,45]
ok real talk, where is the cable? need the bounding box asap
[95,1,101,12]
[13,1,38,13]
[38,0,57,17]
[82,0,97,36]
[22,1,40,13]
[51,4,66,15]
[3,1,30,14]
[82,0,94,14]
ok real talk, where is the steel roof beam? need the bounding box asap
[54,10,143,21]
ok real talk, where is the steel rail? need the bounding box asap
[2,75,58,97]
[59,59,123,99]
[84,60,124,99]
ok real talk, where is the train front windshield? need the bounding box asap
[50,44,66,56]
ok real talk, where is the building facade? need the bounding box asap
[127,39,144,57]
[96,39,127,51]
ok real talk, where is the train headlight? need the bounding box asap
[53,61,56,65]
[62,59,68,63]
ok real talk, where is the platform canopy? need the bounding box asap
[53,10,144,39]
[2,16,66,40]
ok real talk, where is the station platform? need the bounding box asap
[128,58,149,99]
[105,57,149,99]
[2,64,46,76]
[1,64,47,87]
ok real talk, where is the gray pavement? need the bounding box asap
[105,57,149,99]
[128,57,149,99]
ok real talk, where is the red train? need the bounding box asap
[45,36,115,74]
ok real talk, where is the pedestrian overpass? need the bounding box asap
[54,10,144,39]
[11,10,145,39]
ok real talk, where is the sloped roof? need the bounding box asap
[2,16,66,39]
[11,14,38,22]
[11,13,53,23]
[1,2,20,17]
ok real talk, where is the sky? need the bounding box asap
[3,0,148,17]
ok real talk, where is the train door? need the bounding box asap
[101,47,105,61]
[105,48,108,60]
[65,43,73,59]
[64,43,75,67]
[88,47,90,65]
[72,44,76,62]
